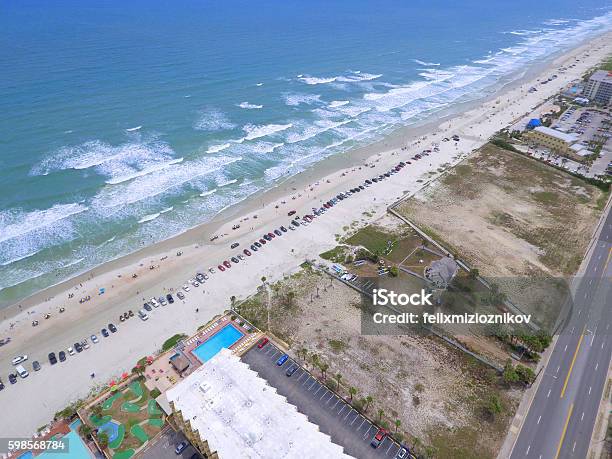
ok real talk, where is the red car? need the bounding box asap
[268,232,275,238]
[217,264,225,272]
[223,260,231,269]
[288,210,296,216]
[257,337,269,348]
[370,429,388,448]
[259,238,267,245]
[243,249,252,256]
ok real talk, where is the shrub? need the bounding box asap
[150,388,161,399]
[162,333,188,352]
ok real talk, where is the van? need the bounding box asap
[15,364,29,378]
[138,309,149,321]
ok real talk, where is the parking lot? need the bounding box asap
[141,426,201,459]
[242,343,403,459]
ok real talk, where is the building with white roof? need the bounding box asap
[166,348,352,459]
[583,70,612,106]
[527,126,582,159]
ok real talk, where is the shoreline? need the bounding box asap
[3,31,607,319]
[0,31,610,437]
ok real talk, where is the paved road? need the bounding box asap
[511,206,612,459]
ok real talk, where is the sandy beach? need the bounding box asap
[0,32,610,437]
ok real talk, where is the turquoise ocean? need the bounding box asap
[1,0,611,307]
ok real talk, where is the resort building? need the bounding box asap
[166,348,352,459]
[526,126,580,158]
[583,70,612,106]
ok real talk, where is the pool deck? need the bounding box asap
[143,314,261,395]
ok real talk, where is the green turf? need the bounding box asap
[89,414,112,426]
[121,402,141,413]
[108,424,125,449]
[147,399,162,416]
[128,381,144,399]
[102,392,123,410]
[112,449,134,459]
[148,418,164,428]
[130,424,148,444]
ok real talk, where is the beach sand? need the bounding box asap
[0,32,610,437]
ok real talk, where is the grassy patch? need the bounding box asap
[328,339,348,353]
[161,333,188,352]
[532,191,559,205]
[319,245,348,263]
[345,225,396,255]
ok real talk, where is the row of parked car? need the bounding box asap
[2,323,120,390]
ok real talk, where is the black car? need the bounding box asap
[372,177,378,182]
[32,361,41,371]
[109,323,117,333]
[230,242,239,249]
[230,256,239,264]
[58,351,66,362]
[9,374,17,384]
[274,229,282,236]
[286,365,298,377]
[48,352,57,365]
[143,302,152,312]
[291,220,300,227]
[0,379,4,390]
[166,294,174,304]
[280,226,287,232]
[263,234,271,241]
[75,342,83,353]
[254,241,262,248]
[101,328,109,337]
[250,244,258,251]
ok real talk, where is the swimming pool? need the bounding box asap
[18,419,92,459]
[191,324,244,363]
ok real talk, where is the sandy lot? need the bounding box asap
[236,267,521,458]
[397,143,608,328]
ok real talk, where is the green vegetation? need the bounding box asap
[532,191,559,205]
[491,137,520,153]
[328,339,347,353]
[345,225,397,255]
[319,245,348,263]
[161,333,188,351]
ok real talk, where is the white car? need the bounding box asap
[12,355,28,365]
[67,347,75,356]
[209,267,216,274]
[182,284,190,292]
[159,297,167,306]
[82,340,90,350]
[149,297,159,308]
[91,334,99,344]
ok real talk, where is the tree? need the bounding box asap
[261,276,267,284]
[91,404,103,418]
[503,360,520,385]
[395,419,401,432]
[334,373,342,391]
[132,364,145,376]
[230,295,236,309]
[364,395,373,412]
[468,268,479,280]
[97,431,109,449]
[516,364,536,385]
[79,423,93,438]
[378,408,385,422]
[311,353,320,370]
[348,386,357,401]
[483,394,503,420]
[320,363,329,380]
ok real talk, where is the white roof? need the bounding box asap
[590,70,612,84]
[533,126,577,144]
[166,349,352,459]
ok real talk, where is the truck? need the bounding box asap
[15,364,29,378]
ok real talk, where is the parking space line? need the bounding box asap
[357,417,367,430]
[313,385,322,396]
[386,442,395,455]
[363,425,374,440]
[344,409,356,422]
[351,414,362,426]
[325,393,336,405]
[338,404,346,415]
[308,380,317,391]
[297,371,308,382]
[331,398,340,409]
[302,376,312,386]
[319,389,329,400]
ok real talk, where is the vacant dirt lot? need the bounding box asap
[398,144,607,327]
[236,267,520,458]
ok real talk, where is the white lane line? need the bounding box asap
[313,385,322,396]
[307,381,317,391]
[357,418,366,430]
[526,444,531,455]
[537,415,541,425]
[338,405,346,415]
[386,443,394,455]
[363,425,374,440]
[602,342,605,349]
[564,344,568,352]
[581,412,585,421]
[595,362,599,371]
[589,279,593,285]
[343,409,354,421]
[589,386,592,395]
[578,309,582,316]
[331,398,340,409]
[547,389,552,398]
[351,414,362,426]
[556,365,561,374]
[302,377,311,387]
[573,441,576,452]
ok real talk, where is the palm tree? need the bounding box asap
[378,408,385,422]
[230,295,236,309]
[320,362,329,380]
[311,353,319,369]
[334,373,342,391]
[348,386,357,401]
[364,395,373,412]
[395,419,401,432]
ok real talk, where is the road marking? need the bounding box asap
[589,280,593,285]
[386,443,394,455]
[560,326,586,398]
[581,412,584,421]
[338,405,346,415]
[357,418,366,430]
[351,414,361,426]
[363,425,374,440]
[537,415,541,425]
[554,404,574,459]
[331,398,340,409]
[578,309,581,316]
[313,385,322,395]
[302,377,311,386]
[556,365,561,374]
[589,386,592,395]
[602,342,605,349]
[343,409,354,421]
[564,345,568,352]
[319,389,328,400]
[547,388,552,398]
[572,441,576,452]
[526,445,530,455]
[595,362,599,371]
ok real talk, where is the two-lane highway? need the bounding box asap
[511,207,612,459]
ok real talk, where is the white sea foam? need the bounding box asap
[105,157,184,185]
[206,143,231,154]
[126,125,142,132]
[218,178,238,188]
[194,108,236,131]
[337,72,382,82]
[283,93,322,106]
[256,83,263,86]
[249,142,285,153]
[138,212,161,224]
[160,206,173,214]
[299,76,337,85]
[286,119,352,144]
[1,250,41,267]
[0,203,88,245]
[242,123,293,141]
[543,18,571,26]
[329,100,350,108]
[199,188,217,197]
[238,102,263,109]
[414,59,440,66]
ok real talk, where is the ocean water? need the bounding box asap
[1,0,611,307]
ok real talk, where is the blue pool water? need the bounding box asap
[192,324,244,363]
[18,419,91,459]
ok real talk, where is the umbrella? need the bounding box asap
[121,372,129,379]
